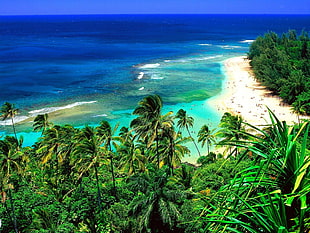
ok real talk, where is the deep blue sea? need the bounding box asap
[1,14,310,150]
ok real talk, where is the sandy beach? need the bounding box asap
[208,56,307,126]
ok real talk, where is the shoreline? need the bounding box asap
[207,56,305,126]
[5,55,306,161]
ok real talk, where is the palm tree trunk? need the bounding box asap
[11,118,18,143]
[41,128,45,137]
[156,128,160,168]
[186,126,201,156]
[110,156,117,198]
[78,179,83,196]
[108,142,117,198]
[169,137,174,176]
[94,164,102,212]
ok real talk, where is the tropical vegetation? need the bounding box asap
[0,96,309,232]
[0,29,309,232]
[248,30,310,115]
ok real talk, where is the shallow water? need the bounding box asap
[1,14,310,154]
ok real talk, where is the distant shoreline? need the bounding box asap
[207,56,307,126]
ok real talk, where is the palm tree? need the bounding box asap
[119,144,147,176]
[159,125,191,175]
[96,120,118,197]
[173,163,195,190]
[0,137,23,233]
[33,113,52,136]
[131,95,167,167]
[217,112,247,157]
[198,124,216,156]
[1,102,19,141]
[128,165,186,232]
[35,125,77,201]
[36,125,75,168]
[73,126,107,211]
[116,128,147,176]
[176,109,201,156]
[96,120,113,148]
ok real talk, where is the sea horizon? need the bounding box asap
[1,13,310,16]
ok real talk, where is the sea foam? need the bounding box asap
[218,45,243,49]
[0,116,29,126]
[29,101,97,116]
[139,63,160,69]
[165,55,223,63]
[195,55,223,61]
[240,40,255,43]
[93,114,108,117]
[151,74,164,80]
[137,72,144,79]
[0,101,97,126]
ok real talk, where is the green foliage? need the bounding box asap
[192,159,249,192]
[217,112,249,157]
[1,102,19,140]
[197,110,310,232]
[198,124,216,155]
[248,30,310,114]
[0,95,309,232]
[127,165,187,232]
[176,109,201,156]
[33,114,52,135]
[179,199,206,233]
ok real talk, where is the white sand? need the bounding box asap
[208,56,308,126]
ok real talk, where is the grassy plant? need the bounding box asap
[198,109,310,232]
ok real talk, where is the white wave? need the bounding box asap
[0,101,97,126]
[170,59,188,63]
[137,72,144,79]
[195,55,223,61]
[218,45,242,49]
[151,75,164,80]
[29,101,97,116]
[240,39,255,43]
[164,60,171,62]
[0,116,29,126]
[93,114,108,117]
[198,43,212,46]
[138,87,145,91]
[139,63,160,69]
[167,55,223,63]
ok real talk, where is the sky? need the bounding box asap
[1,0,310,15]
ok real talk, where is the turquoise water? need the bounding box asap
[1,15,310,156]
[4,54,230,155]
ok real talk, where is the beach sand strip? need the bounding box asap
[208,56,308,126]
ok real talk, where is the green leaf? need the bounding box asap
[300,195,307,210]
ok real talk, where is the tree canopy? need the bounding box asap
[248,30,310,114]
[0,97,309,232]
[1,29,310,232]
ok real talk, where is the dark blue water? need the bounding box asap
[0,14,309,135]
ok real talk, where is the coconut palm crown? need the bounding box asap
[1,102,19,141]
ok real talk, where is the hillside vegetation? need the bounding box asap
[1,30,310,232]
[248,30,310,115]
[1,96,309,232]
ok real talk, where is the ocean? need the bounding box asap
[1,14,310,151]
